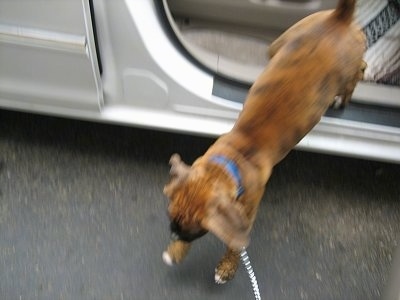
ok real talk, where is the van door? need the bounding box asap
[0,0,102,112]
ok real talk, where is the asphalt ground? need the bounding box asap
[0,109,399,300]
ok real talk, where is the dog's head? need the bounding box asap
[163,154,251,250]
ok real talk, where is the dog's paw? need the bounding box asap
[214,266,237,284]
[332,95,344,109]
[214,274,227,284]
[162,240,191,266]
[214,249,240,284]
[214,255,239,284]
[162,251,174,266]
[215,270,228,284]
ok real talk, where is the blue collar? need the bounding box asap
[210,155,244,198]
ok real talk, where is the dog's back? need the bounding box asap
[233,0,365,164]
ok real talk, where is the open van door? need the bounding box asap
[161,0,400,162]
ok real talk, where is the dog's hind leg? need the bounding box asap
[336,60,367,108]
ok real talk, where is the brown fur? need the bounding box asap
[163,0,366,283]
[165,240,191,264]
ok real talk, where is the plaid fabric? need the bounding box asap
[355,0,400,86]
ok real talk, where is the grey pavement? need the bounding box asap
[0,109,399,300]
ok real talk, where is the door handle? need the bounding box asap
[249,0,322,11]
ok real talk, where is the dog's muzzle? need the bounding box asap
[170,221,207,243]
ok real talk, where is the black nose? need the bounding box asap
[169,220,207,243]
[170,220,180,234]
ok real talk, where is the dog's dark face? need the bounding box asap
[164,154,211,243]
[169,219,207,243]
[164,154,251,250]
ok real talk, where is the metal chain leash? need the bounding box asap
[240,248,261,300]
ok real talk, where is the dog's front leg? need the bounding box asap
[162,240,191,266]
[214,247,241,284]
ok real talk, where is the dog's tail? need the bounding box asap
[331,0,356,23]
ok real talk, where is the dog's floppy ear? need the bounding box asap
[201,196,250,250]
[164,154,190,197]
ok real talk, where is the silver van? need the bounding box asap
[0,0,399,163]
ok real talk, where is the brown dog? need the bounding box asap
[163,0,366,284]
